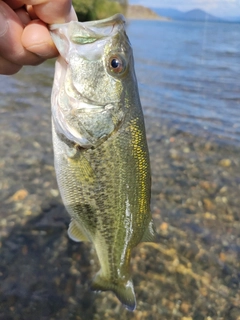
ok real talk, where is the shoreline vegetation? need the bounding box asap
[126,5,170,21]
[72,0,127,21]
[72,0,167,21]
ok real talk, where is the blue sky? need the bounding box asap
[129,0,240,17]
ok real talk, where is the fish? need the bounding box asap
[49,14,155,311]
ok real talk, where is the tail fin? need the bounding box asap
[91,272,136,311]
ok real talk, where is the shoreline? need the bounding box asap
[126,17,170,22]
[126,4,170,21]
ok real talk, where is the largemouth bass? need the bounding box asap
[50,14,155,311]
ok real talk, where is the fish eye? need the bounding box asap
[111,58,121,69]
[108,54,127,76]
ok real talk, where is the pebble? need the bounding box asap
[180,301,190,313]
[8,189,28,202]
[159,222,169,231]
[183,147,190,153]
[219,159,232,167]
[219,186,228,193]
[204,212,216,220]
[222,196,228,203]
[50,189,59,197]
[203,198,215,211]
[169,148,180,159]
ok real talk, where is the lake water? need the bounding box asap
[1,20,240,146]
[0,19,240,319]
[128,20,240,146]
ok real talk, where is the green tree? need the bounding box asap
[72,0,128,21]
[72,0,95,21]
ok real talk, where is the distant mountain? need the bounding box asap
[151,8,183,19]
[152,7,223,22]
[180,9,223,22]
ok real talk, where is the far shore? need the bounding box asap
[126,5,170,21]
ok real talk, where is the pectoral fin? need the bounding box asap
[141,219,156,243]
[68,151,95,184]
[68,219,89,242]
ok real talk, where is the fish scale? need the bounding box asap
[50,14,155,311]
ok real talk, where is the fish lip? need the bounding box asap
[80,13,126,27]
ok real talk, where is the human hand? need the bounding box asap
[0,0,77,75]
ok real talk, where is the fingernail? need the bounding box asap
[0,7,9,37]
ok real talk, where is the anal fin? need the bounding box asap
[68,219,89,242]
[141,219,156,243]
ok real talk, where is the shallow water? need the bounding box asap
[128,20,240,146]
[0,20,240,319]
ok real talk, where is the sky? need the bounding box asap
[129,0,240,17]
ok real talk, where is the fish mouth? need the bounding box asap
[49,14,126,61]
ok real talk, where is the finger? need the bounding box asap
[0,56,22,75]
[0,1,45,65]
[24,0,77,24]
[22,20,58,57]
[3,0,25,10]
[4,1,77,23]
[15,7,32,26]
[25,5,38,20]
